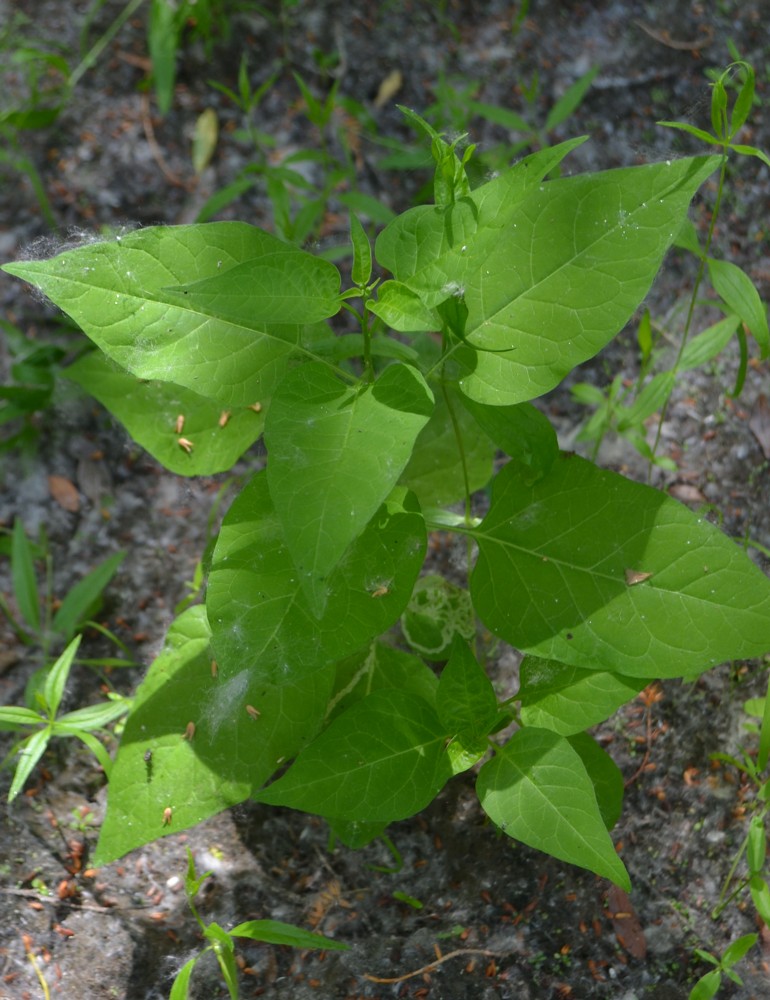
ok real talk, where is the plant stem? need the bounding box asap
[69,0,148,89]
[360,292,374,380]
[649,148,729,474]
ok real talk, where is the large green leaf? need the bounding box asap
[567,732,625,831]
[256,689,452,823]
[477,727,630,888]
[167,248,341,326]
[94,606,333,864]
[375,139,589,296]
[2,223,336,406]
[65,353,264,475]
[329,641,439,720]
[519,656,648,735]
[378,156,719,405]
[470,454,770,678]
[436,637,499,739]
[400,386,495,506]
[265,362,433,615]
[207,473,426,686]
[460,397,559,482]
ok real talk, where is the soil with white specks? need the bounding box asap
[2,1,770,997]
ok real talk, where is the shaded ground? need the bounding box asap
[2,1,770,997]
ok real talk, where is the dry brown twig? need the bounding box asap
[363,947,500,984]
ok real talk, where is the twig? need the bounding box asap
[23,934,51,1000]
[141,92,191,190]
[634,20,714,51]
[363,947,499,984]
[0,886,151,914]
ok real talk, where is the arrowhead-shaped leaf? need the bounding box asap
[375,139,589,301]
[167,247,341,325]
[477,727,630,888]
[399,386,495,506]
[256,689,452,823]
[94,606,333,863]
[265,362,433,615]
[460,398,559,482]
[519,656,648,735]
[207,473,426,686]
[330,642,439,720]
[436,637,499,738]
[470,454,770,678]
[378,155,720,405]
[65,353,264,475]
[568,732,625,831]
[2,223,333,406]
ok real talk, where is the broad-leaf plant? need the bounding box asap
[4,72,770,894]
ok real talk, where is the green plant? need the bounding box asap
[379,62,598,190]
[0,635,131,801]
[148,0,233,115]
[683,677,770,994]
[573,61,770,468]
[0,12,72,227]
[200,64,393,238]
[170,848,347,999]
[2,70,770,900]
[0,519,135,797]
[689,933,758,1000]
[0,518,127,661]
[0,320,68,456]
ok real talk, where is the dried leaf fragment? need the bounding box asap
[668,482,706,505]
[374,69,403,108]
[624,568,653,586]
[48,474,80,512]
[606,885,647,959]
[192,107,218,174]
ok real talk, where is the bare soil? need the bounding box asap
[2,1,770,998]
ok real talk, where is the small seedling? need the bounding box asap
[689,933,758,1000]
[0,635,131,800]
[0,518,129,662]
[169,848,347,1000]
[0,321,67,455]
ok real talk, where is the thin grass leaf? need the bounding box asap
[11,519,40,633]
[229,919,349,950]
[169,956,197,1000]
[51,551,125,641]
[8,727,50,801]
[42,635,82,718]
